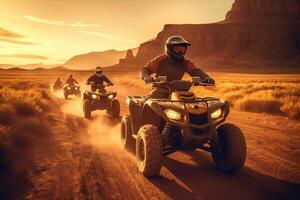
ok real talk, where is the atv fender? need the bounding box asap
[141,101,166,128]
[208,100,230,121]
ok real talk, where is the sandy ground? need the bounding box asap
[11,85,298,200]
[1,71,300,200]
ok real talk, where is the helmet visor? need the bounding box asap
[172,45,187,55]
[96,68,102,74]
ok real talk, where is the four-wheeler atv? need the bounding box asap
[83,83,120,119]
[63,84,81,99]
[121,76,246,177]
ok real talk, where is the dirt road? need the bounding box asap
[11,83,297,200]
[1,71,299,200]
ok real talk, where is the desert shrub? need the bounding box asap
[39,89,52,100]
[10,81,33,90]
[280,96,300,119]
[8,117,52,152]
[34,99,51,112]
[0,93,5,103]
[13,101,40,117]
[236,98,283,114]
[0,104,15,126]
[37,83,50,89]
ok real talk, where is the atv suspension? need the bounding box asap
[161,123,182,155]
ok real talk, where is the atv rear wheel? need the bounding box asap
[136,124,162,177]
[83,99,91,119]
[120,115,135,152]
[211,123,246,174]
[111,99,120,118]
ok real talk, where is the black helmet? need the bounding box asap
[95,66,102,75]
[68,73,73,78]
[165,36,190,61]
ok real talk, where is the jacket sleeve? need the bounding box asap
[184,58,209,80]
[140,54,167,80]
[86,75,93,84]
[102,75,112,84]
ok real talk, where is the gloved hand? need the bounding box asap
[204,77,215,84]
[143,75,154,84]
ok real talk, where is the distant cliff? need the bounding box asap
[120,0,300,72]
[225,0,300,22]
[64,49,127,70]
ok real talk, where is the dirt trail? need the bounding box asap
[10,85,300,200]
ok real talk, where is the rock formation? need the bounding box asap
[120,0,300,72]
[225,0,300,22]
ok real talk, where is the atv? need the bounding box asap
[121,76,246,177]
[63,84,81,99]
[83,83,120,119]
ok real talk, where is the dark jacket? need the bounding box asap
[141,54,210,82]
[65,77,78,86]
[87,74,112,85]
[87,74,112,91]
[140,54,212,98]
[54,79,63,87]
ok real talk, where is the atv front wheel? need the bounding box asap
[111,99,120,118]
[120,115,135,152]
[83,99,91,119]
[136,124,162,177]
[64,93,68,99]
[211,123,246,174]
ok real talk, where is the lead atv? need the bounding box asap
[121,76,246,177]
[83,83,120,119]
[63,84,81,99]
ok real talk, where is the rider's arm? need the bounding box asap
[103,75,113,85]
[86,75,94,84]
[74,79,79,84]
[184,58,209,79]
[140,54,167,81]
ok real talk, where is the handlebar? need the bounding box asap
[87,82,113,87]
[149,77,215,87]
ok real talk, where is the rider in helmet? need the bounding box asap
[140,35,215,98]
[65,73,79,86]
[86,66,113,92]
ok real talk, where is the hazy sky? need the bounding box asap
[0,0,233,65]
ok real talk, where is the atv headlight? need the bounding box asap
[211,108,222,119]
[92,94,98,99]
[164,109,182,120]
[108,94,114,99]
[68,87,71,90]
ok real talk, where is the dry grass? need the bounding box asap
[117,72,300,119]
[193,74,300,119]
[0,77,59,198]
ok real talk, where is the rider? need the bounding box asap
[65,74,79,86]
[140,35,215,98]
[54,77,63,88]
[86,66,113,92]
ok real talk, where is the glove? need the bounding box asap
[204,77,215,84]
[143,75,154,84]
